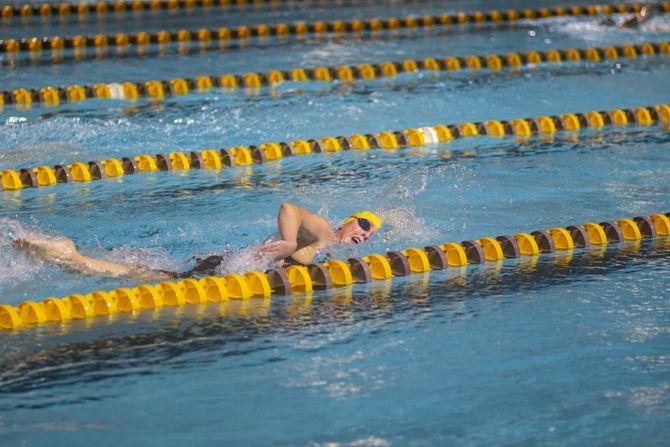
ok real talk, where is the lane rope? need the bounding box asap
[2,41,669,109]
[2,104,668,192]
[2,211,668,331]
[0,0,427,22]
[1,2,666,57]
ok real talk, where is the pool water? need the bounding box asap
[1,1,670,445]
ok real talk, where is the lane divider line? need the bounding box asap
[0,0,430,22]
[2,41,669,109]
[2,104,668,192]
[1,2,666,56]
[2,212,668,331]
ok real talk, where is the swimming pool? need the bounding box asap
[1,0,670,445]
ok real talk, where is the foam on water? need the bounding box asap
[373,164,439,245]
[90,245,179,273]
[216,244,277,275]
[377,161,473,240]
[552,15,670,43]
[0,218,54,287]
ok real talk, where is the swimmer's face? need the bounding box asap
[338,218,377,245]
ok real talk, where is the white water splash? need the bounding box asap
[373,162,473,245]
[215,243,275,276]
[90,245,179,273]
[0,218,49,284]
[552,16,670,43]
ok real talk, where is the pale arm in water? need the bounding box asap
[12,237,167,280]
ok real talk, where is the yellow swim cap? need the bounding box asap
[342,211,382,231]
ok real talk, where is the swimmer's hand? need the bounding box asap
[259,239,297,260]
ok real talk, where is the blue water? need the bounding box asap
[1,1,670,445]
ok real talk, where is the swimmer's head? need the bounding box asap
[336,211,382,245]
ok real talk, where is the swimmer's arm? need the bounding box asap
[262,202,308,259]
[68,253,135,276]
[13,237,166,280]
[58,253,171,281]
[70,254,172,281]
[277,202,305,246]
[620,15,640,27]
[285,220,333,265]
[287,243,319,265]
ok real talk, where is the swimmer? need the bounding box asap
[12,203,382,280]
[600,5,658,28]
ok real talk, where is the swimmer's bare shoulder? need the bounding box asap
[262,202,336,265]
[296,206,334,246]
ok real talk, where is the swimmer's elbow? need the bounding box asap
[280,202,307,221]
[289,245,317,265]
[290,251,313,265]
[279,202,298,214]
